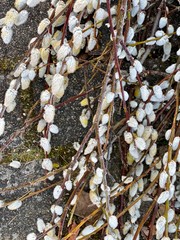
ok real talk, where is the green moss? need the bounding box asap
[0,57,21,73]
[49,145,76,166]
[2,145,44,163]
[2,144,75,165]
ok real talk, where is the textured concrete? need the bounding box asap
[0,160,54,240]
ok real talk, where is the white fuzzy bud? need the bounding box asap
[167,24,174,34]
[87,30,97,51]
[49,124,59,134]
[156,216,166,238]
[157,190,169,204]
[101,113,109,125]
[14,63,26,77]
[150,170,159,182]
[130,100,138,108]
[124,131,133,144]
[40,90,51,105]
[73,26,83,51]
[168,208,175,223]
[84,138,97,155]
[168,160,176,176]
[165,64,176,74]
[131,5,139,17]
[136,108,146,122]
[43,104,55,123]
[104,235,114,240]
[68,15,78,33]
[165,129,171,141]
[146,37,156,45]
[65,56,78,74]
[65,180,72,191]
[172,136,180,151]
[57,41,71,61]
[134,59,143,73]
[21,77,31,90]
[119,90,129,102]
[52,74,66,99]
[54,205,63,215]
[163,42,171,56]
[9,160,21,169]
[127,27,134,43]
[156,35,168,46]
[30,48,40,67]
[129,182,138,197]
[15,10,29,26]
[94,8,108,28]
[4,89,17,108]
[129,66,137,80]
[135,137,146,151]
[176,26,180,36]
[15,0,27,11]
[37,218,45,233]
[122,176,133,184]
[4,8,18,28]
[153,85,163,99]
[1,26,13,44]
[139,0,147,10]
[127,116,138,128]
[145,102,153,115]
[140,85,150,101]
[108,215,118,229]
[53,185,62,199]
[159,170,168,189]
[37,18,50,34]
[89,190,101,206]
[174,71,180,82]
[74,0,89,13]
[37,119,46,132]
[27,0,40,8]
[168,223,177,233]
[81,225,95,236]
[0,118,5,136]
[135,163,143,176]
[137,11,145,25]
[159,17,168,29]
[149,143,157,157]
[142,126,152,141]
[42,158,53,171]
[40,137,51,153]
[8,200,22,210]
[26,233,37,240]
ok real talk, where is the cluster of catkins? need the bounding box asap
[0,0,180,239]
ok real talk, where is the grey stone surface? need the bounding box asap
[0,160,54,240]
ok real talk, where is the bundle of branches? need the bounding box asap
[0,0,179,239]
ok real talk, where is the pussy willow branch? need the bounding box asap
[0,87,99,156]
[93,52,114,215]
[61,0,74,46]
[140,0,165,63]
[164,83,179,237]
[0,165,68,193]
[57,170,91,239]
[133,187,162,240]
[106,0,130,120]
[73,174,161,240]
[0,0,73,120]
[62,158,160,239]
